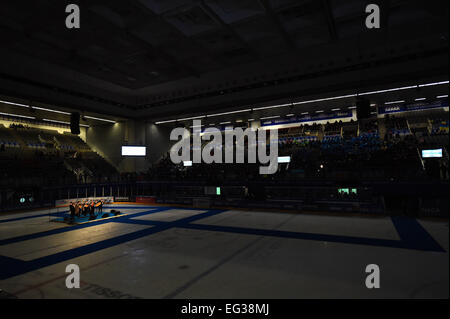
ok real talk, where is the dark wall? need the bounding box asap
[146,123,173,165]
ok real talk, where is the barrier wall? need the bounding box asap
[1,181,447,217]
[135,196,156,204]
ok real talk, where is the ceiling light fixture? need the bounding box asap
[155,119,178,125]
[253,103,292,111]
[43,119,89,127]
[358,85,417,96]
[293,94,357,106]
[0,112,35,119]
[0,100,29,108]
[31,106,71,115]
[153,80,449,125]
[385,100,405,105]
[418,81,449,88]
[84,116,116,123]
[208,109,252,117]
[260,116,281,120]
[177,115,206,122]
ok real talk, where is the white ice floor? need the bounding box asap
[0,204,448,299]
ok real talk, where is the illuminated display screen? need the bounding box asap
[338,188,357,195]
[183,161,193,167]
[278,156,291,163]
[216,187,221,196]
[422,149,442,158]
[121,146,146,156]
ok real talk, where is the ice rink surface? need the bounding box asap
[0,204,448,299]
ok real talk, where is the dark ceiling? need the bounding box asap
[0,0,448,119]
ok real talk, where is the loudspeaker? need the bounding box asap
[356,99,371,120]
[70,113,80,135]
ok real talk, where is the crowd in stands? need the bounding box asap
[1,112,448,193]
[431,118,449,135]
[385,115,410,138]
[143,114,449,184]
[324,120,345,134]
[9,123,30,129]
[0,124,120,188]
[359,119,379,134]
